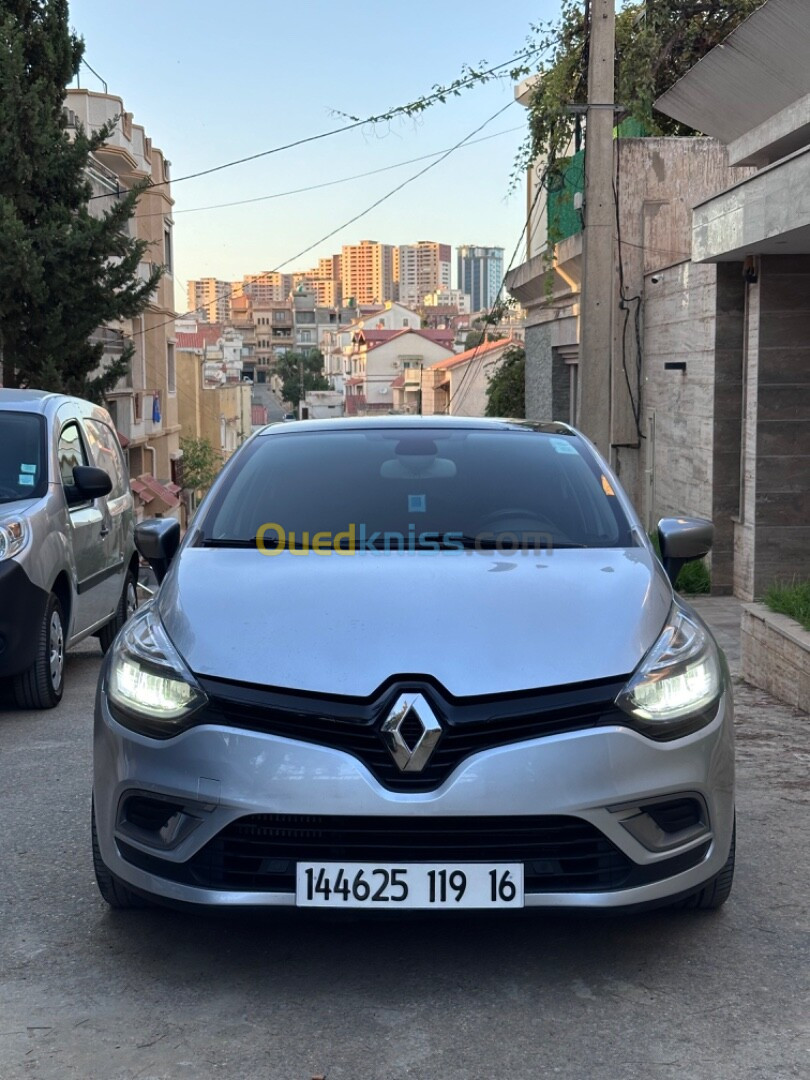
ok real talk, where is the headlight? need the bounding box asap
[615,605,722,739]
[107,603,207,738]
[0,519,29,561]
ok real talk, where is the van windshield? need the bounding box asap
[0,412,48,504]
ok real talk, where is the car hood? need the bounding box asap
[158,547,672,697]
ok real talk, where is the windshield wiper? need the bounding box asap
[199,536,308,550]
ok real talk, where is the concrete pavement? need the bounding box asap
[0,628,807,1080]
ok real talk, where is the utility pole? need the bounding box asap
[577,0,615,458]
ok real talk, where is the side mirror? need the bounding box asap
[69,465,113,503]
[657,517,713,587]
[135,519,181,584]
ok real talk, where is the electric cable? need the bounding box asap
[132,100,516,342]
[449,170,548,413]
[88,48,544,201]
[132,126,525,219]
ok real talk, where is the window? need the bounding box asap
[0,412,47,504]
[83,419,127,499]
[300,330,312,343]
[163,223,173,273]
[167,342,176,394]
[58,421,90,502]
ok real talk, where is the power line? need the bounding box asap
[449,170,548,413]
[89,47,543,201]
[271,101,515,273]
[133,126,525,219]
[133,99,516,342]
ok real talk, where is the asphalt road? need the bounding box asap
[1,639,808,1080]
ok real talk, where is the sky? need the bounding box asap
[68,0,562,310]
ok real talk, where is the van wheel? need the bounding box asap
[13,593,65,709]
[98,570,138,654]
[91,797,147,909]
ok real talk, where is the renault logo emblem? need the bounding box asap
[381,692,442,773]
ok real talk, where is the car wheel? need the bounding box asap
[680,820,736,910]
[12,593,65,709]
[91,797,148,909]
[98,570,138,655]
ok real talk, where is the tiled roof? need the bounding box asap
[176,324,223,350]
[431,336,515,371]
[357,327,456,352]
[131,474,181,509]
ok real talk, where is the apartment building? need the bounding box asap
[457,245,505,312]
[395,242,452,308]
[423,288,471,314]
[65,88,181,515]
[341,241,396,304]
[186,278,232,323]
[233,272,293,305]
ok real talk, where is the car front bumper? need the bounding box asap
[0,559,50,679]
[93,687,735,911]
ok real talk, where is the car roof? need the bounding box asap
[0,388,112,422]
[257,416,578,437]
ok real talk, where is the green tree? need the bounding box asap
[521,0,762,179]
[276,349,329,409]
[485,345,526,419]
[465,328,507,350]
[179,436,222,495]
[0,0,162,400]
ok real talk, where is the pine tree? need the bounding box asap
[0,0,162,400]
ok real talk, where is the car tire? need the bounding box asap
[680,820,736,910]
[91,797,148,910]
[12,593,65,709]
[98,569,138,655]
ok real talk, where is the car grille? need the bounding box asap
[118,814,710,895]
[194,674,631,793]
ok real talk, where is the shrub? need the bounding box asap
[764,580,810,631]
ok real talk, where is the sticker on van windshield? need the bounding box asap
[20,463,36,474]
[18,474,35,486]
[408,494,426,512]
[550,437,578,455]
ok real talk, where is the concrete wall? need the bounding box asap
[642,260,717,528]
[611,139,753,505]
[710,264,747,593]
[735,254,810,598]
[741,603,810,713]
[642,260,747,592]
[524,315,578,422]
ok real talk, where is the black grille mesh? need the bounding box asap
[190,814,634,893]
[195,675,631,793]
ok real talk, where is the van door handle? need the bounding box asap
[100,526,110,538]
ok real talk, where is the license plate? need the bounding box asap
[296,862,524,909]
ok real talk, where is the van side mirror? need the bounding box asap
[657,517,713,587]
[135,519,181,584]
[68,465,113,504]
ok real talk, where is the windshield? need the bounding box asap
[198,428,635,551]
[0,412,48,505]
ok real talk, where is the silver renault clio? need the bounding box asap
[93,418,735,913]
